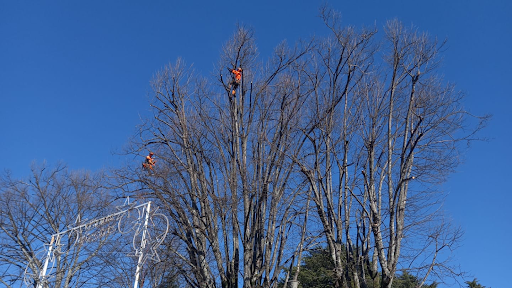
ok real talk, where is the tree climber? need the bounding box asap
[230,67,242,96]
[142,152,156,170]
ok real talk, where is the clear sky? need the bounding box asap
[1,1,510,287]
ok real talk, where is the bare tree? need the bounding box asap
[119,12,486,288]
[291,6,379,288]
[0,163,121,288]
[119,26,317,288]
[361,19,484,288]
[293,8,487,288]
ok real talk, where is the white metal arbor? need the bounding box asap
[23,198,169,288]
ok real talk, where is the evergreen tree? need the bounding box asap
[465,278,487,288]
[280,248,439,288]
[279,248,336,288]
[392,271,438,288]
[295,248,336,288]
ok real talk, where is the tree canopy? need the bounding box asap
[0,6,487,288]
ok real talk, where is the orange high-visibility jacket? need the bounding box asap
[146,155,155,165]
[231,69,242,82]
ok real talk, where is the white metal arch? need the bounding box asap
[24,198,169,288]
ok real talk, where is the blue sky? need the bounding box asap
[1,1,510,287]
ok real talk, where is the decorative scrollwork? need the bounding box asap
[131,207,170,264]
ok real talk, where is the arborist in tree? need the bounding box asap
[142,152,156,170]
[229,67,242,96]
